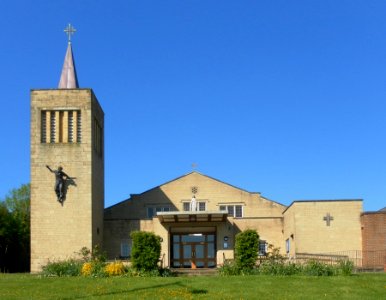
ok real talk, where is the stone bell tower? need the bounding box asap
[30,25,104,272]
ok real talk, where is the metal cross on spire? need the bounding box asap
[64,24,76,43]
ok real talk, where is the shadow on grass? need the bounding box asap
[65,281,190,299]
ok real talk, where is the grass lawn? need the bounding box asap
[0,273,385,299]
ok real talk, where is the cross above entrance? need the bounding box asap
[323,213,334,226]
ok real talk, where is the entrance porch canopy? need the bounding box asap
[157,210,228,223]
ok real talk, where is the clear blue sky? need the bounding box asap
[0,1,385,211]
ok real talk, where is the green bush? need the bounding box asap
[304,260,335,276]
[338,259,354,276]
[41,259,82,277]
[218,260,242,276]
[235,229,259,270]
[130,231,161,271]
[258,261,303,275]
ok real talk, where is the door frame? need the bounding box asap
[171,232,216,268]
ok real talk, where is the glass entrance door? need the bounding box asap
[171,233,216,268]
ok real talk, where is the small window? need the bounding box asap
[235,205,243,218]
[120,239,131,258]
[147,207,154,218]
[227,206,234,217]
[258,240,267,256]
[198,202,206,211]
[148,206,170,217]
[286,238,290,254]
[93,118,102,156]
[220,204,244,218]
[183,202,190,211]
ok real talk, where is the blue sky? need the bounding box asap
[0,1,385,211]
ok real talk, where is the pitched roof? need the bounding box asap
[136,171,257,196]
[58,42,79,88]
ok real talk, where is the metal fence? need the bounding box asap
[294,250,386,270]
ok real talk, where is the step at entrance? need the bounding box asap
[172,268,217,276]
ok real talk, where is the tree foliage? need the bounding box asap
[235,229,259,270]
[0,184,30,272]
[130,231,161,271]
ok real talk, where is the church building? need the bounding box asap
[104,171,363,268]
[30,27,382,272]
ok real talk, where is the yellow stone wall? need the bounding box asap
[283,200,363,256]
[30,89,104,272]
[103,172,286,265]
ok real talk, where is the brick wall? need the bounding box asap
[361,212,386,268]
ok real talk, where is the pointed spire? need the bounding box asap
[58,24,79,89]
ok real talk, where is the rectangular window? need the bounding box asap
[183,201,206,211]
[120,239,131,258]
[41,111,47,143]
[220,205,244,218]
[41,110,81,144]
[286,238,290,254]
[183,202,190,212]
[227,206,234,217]
[258,240,267,256]
[147,207,154,218]
[93,118,102,156]
[235,205,243,218]
[68,111,74,143]
[148,206,170,218]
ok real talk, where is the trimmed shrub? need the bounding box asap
[235,229,259,270]
[130,231,161,271]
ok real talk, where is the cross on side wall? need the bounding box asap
[323,213,334,226]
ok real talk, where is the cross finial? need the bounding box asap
[64,24,76,43]
[192,163,198,170]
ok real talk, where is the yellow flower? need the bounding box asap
[81,262,93,276]
[104,261,125,276]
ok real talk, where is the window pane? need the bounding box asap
[183,202,190,211]
[181,234,205,243]
[147,207,154,218]
[227,206,234,217]
[173,244,180,259]
[155,207,162,212]
[163,207,170,212]
[208,242,215,258]
[199,202,206,211]
[219,205,226,211]
[120,240,131,258]
[235,205,243,218]
[259,240,266,255]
